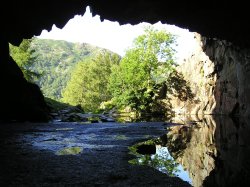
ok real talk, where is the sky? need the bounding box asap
[38,6,196,61]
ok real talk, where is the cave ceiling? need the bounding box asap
[1,0,249,47]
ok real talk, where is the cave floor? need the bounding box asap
[0,121,190,187]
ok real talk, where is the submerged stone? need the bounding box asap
[114,135,128,140]
[56,147,83,155]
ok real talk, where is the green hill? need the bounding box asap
[30,38,113,100]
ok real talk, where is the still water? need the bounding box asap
[129,115,250,187]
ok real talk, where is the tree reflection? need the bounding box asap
[129,115,250,187]
[129,141,180,177]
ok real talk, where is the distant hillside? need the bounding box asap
[30,38,115,100]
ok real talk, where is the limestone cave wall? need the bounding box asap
[169,33,250,117]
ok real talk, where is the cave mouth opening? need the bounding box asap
[9,6,197,123]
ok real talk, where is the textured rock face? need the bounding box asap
[170,33,250,116]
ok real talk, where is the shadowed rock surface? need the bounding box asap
[169,33,250,117]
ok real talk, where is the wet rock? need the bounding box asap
[0,121,191,186]
[90,119,99,123]
[50,106,116,123]
[99,115,115,122]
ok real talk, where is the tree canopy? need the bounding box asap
[9,28,177,117]
[9,38,39,82]
[108,27,176,113]
[29,39,106,100]
[61,51,120,112]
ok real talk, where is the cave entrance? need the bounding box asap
[9,6,196,123]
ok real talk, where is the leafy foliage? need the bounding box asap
[29,39,106,100]
[9,38,40,82]
[62,51,120,112]
[108,27,176,113]
[9,29,180,116]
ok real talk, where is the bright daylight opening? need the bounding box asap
[9,6,198,123]
[39,6,196,60]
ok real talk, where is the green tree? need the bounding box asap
[28,39,107,100]
[9,38,40,82]
[61,51,120,112]
[108,27,176,113]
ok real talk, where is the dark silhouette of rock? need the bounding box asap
[0,38,49,122]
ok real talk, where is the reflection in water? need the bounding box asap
[129,140,192,184]
[114,113,170,123]
[130,115,250,187]
[165,115,217,187]
[156,146,191,184]
[203,116,250,187]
